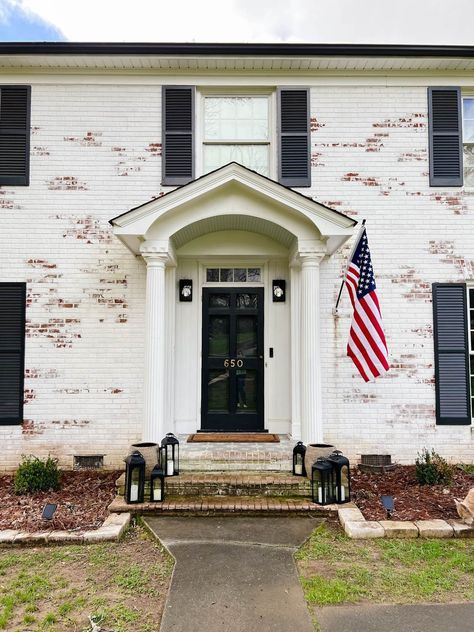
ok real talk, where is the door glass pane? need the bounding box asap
[207,268,219,282]
[208,370,229,412]
[237,293,258,310]
[236,369,257,412]
[209,316,229,357]
[237,316,257,358]
[209,294,229,308]
[220,268,234,282]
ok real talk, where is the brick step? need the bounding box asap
[109,495,337,515]
[115,471,312,498]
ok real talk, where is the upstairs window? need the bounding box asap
[0,85,31,186]
[463,97,474,186]
[202,96,270,177]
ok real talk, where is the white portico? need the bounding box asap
[110,163,356,444]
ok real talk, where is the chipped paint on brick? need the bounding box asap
[411,324,433,339]
[25,368,60,379]
[372,113,426,128]
[145,142,162,156]
[23,389,36,404]
[51,419,91,428]
[310,117,325,131]
[428,240,474,278]
[64,131,102,146]
[27,259,57,269]
[0,190,20,209]
[398,149,428,162]
[55,214,114,244]
[47,176,88,191]
[32,146,50,156]
[342,173,380,187]
[311,152,324,167]
[391,266,432,302]
[26,318,82,348]
[343,388,377,404]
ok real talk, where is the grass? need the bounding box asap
[0,524,173,632]
[296,522,474,608]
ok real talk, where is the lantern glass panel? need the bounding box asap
[295,454,304,475]
[340,465,350,502]
[152,478,163,502]
[312,469,324,504]
[130,468,140,502]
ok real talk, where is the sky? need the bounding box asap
[0,0,473,45]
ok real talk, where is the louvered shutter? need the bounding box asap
[162,86,194,185]
[0,283,26,424]
[278,88,310,187]
[0,86,31,186]
[428,87,463,187]
[432,284,471,425]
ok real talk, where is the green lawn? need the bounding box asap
[0,524,172,632]
[296,522,474,609]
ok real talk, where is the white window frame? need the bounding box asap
[196,88,276,179]
[462,94,474,189]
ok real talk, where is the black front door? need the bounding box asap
[201,287,264,432]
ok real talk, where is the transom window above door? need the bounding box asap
[203,97,270,177]
[206,267,261,283]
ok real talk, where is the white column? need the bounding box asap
[141,251,168,443]
[290,262,301,440]
[300,253,324,443]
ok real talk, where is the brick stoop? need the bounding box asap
[109,495,337,515]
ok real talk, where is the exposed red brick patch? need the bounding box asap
[430,194,467,215]
[64,131,102,147]
[391,266,432,302]
[32,146,50,156]
[146,142,162,155]
[398,149,428,162]
[429,240,474,277]
[310,117,325,131]
[0,190,19,209]
[27,259,57,269]
[311,152,324,167]
[23,389,36,404]
[343,388,377,404]
[315,133,388,153]
[115,313,128,323]
[342,173,380,187]
[112,146,127,153]
[47,176,88,191]
[26,318,82,349]
[22,419,37,435]
[373,113,426,129]
[25,368,59,379]
[56,214,114,244]
[411,324,433,339]
[390,354,430,379]
[51,419,90,427]
[104,387,123,394]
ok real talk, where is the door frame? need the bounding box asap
[200,286,265,432]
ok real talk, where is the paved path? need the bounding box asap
[315,603,474,632]
[144,515,320,632]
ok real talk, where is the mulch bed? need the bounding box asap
[352,465,474,522]
[0,470,121,532]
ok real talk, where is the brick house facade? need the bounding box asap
[1,43,473,470]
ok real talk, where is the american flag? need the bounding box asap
[344,227,389,382]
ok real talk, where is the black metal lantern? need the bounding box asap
[179,279,193,302]
[311,458,336,505]
[150,465,165,502]
[272,280,286,302]
[292,442,306,476]
[161,433,179,476]
[124,450,145,504]
[327,450,351,504]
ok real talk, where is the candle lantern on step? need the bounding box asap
[311,458,336,506]
[125,450,145,504]
[150,464,165,502]
[161,433,179,476]
[292,442,306,476]
[327,450,351,504]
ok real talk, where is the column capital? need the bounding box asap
[140,240,170,266]
[291,239,327,267]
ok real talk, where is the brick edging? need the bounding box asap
[338,506,474,539]
[0,512,131,545]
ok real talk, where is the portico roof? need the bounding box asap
[110,162,357,257]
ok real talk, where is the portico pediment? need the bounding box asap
[110,162,357,256]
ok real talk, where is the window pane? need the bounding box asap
[203,145,269,176]
[464,120,474,143]
[204,97,268,141]
[234,268,247,282]
[207,268,219,282]
[220,268,233,282]
[463,98,474,119]
[247,268,261,282]
[463,145,474,186]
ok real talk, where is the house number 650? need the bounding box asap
[224,359,244,368]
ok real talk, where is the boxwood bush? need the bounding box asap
[14,455,61,495]
[415,448,454,486]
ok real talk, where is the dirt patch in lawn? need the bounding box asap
[352,465,474,522]
[0,523,173,632]
[0,470,121,532]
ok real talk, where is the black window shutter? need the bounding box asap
[428,87,463,187]
[162,86,194,185]
[0,283,26,425]
[0,85,31,186]
[278,88,310,187]
[432,283,471,425]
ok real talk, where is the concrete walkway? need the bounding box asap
[144,515,320,632]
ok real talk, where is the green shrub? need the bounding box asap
[415,448,454,486]
[14,455,61,495]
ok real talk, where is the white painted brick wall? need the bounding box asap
[1,79,473,470]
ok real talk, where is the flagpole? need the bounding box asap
[333,218,366,314]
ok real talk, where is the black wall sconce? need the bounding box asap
[272,280,286,302]
[179,279,193,302]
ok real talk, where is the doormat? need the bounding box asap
[187,433,280,443]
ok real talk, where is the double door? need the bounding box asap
[201,287,264,431]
